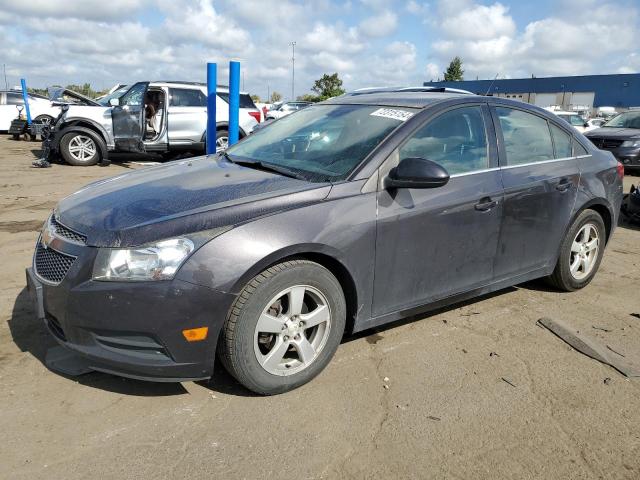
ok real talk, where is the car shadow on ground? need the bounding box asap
[9,284,530,398]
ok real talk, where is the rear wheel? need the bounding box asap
[547,209,606,291]
[59,131,104,166]
[218,260,346,395]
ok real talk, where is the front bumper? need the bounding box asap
[26,264,235,382]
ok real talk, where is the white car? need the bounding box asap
[551,110,595,133]
[266,101,312,120]
[0,90,61,130]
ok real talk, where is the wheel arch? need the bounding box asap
[230,245,359,334]
[200,123,248,143]
[573,198,614,244]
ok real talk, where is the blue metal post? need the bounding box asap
[228,61,240,146]
[206,63,217,154]
[20,78,32,125]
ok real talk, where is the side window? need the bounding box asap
[399,106,488,175]
[6,93,24,105]
[495,107,554,165]
[573,141,589,156]
[169,88,206,107]
[550,123,572,158]
[119,83,146,106]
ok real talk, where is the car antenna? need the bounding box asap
[484,73,499,96]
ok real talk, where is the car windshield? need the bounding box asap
[602,111,640,129]
[98,86,129,106]
[226,104,416,182]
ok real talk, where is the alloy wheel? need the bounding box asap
[68,135,97,162]
[253,285,332,376]
[569,223,599,280]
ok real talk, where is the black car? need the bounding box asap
[26,90,624,395]
[586,111,640,172]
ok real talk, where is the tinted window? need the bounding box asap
[573,141,588,156]
[496,107,554,165]
[550,123,572,158]
[169,88,206,107]
[399,106,488,175]
[6,93,24,105]
[217,93,257,109]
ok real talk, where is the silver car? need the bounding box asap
[43,81,259,166]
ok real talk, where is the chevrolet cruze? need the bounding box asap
[26,89,624,395]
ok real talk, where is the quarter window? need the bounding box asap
[496,107,554,166]
[550,123,572,158]
[169,88,207,107]
[399,106,489,175]
[573,141,588,156]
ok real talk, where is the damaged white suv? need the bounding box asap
[42,81,259,166]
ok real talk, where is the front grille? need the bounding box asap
[590,137,624,151]
[51,217,87,244]
[34,242,76,284]
[46,315,67,341]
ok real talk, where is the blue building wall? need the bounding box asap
[424,73,640,108]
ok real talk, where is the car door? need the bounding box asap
[111,82,148,152]
[373,104,504,317]
[167,87,208,145]
[491,104,580,280]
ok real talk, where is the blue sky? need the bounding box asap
[0,0,638,100]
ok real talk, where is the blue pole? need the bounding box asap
[20,78,32,125]
[228,61,240,146]
[206,62,217,154]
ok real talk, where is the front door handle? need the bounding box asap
[556,179,572,192]
[475,197,497,212]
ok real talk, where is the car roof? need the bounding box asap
[322,90,474,108]
[149,81,250,95]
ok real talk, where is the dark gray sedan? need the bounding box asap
[26,90,624,394]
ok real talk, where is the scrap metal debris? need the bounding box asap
[631,313,640,320]
[606,345,626,358]
[537,317,640,378]
[592,325,612,332]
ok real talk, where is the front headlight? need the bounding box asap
[93,238,195,281]
[621,140,640,148]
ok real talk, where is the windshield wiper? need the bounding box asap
[224,154,307,181]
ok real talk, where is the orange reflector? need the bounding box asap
[182,327,208,342]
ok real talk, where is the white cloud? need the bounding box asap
[0,0,148,20]
[359,10,398,37]
[425,62,440,81]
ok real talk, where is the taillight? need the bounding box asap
[248,111,261,123]
[262,106,268,118]
[617,161,624,180]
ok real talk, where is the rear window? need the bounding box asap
[169,88,207,107]
[6,92,24,105]
[496,107,554,166]
[550,123,572,158]
[218,93,257,109]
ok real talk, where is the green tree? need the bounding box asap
[297,93,321,103]
[250,94,261,103]
[270,91,282,103]
[311,73,345,101]
[443,57,464,81]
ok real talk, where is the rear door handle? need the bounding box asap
[556,179,572,192]
[475,197,497,212]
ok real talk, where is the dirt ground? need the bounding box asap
[1,135,639,480]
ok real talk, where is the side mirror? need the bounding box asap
[109,98,120,107]
[384,157,450,189]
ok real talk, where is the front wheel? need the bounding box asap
[218,260,346,395]
[547,209,606,291]
[59,131,104,166]
[215,129,229,153]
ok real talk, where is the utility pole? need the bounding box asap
[267,84,270,103]
[242,71,245,91]
[3,64,7,90]
[290,41,296,101]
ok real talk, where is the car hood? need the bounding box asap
[586,127,640,139]
[56,155,331,247]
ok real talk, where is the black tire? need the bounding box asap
[59,130,104,166]
[218,260,346,395]
[546,209,606,291]
[34,115,54,126]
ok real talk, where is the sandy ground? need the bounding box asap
[0,135,639,480]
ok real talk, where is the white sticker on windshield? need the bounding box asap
[370,108,414,122]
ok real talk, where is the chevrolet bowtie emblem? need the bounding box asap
[41,223,54,249]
